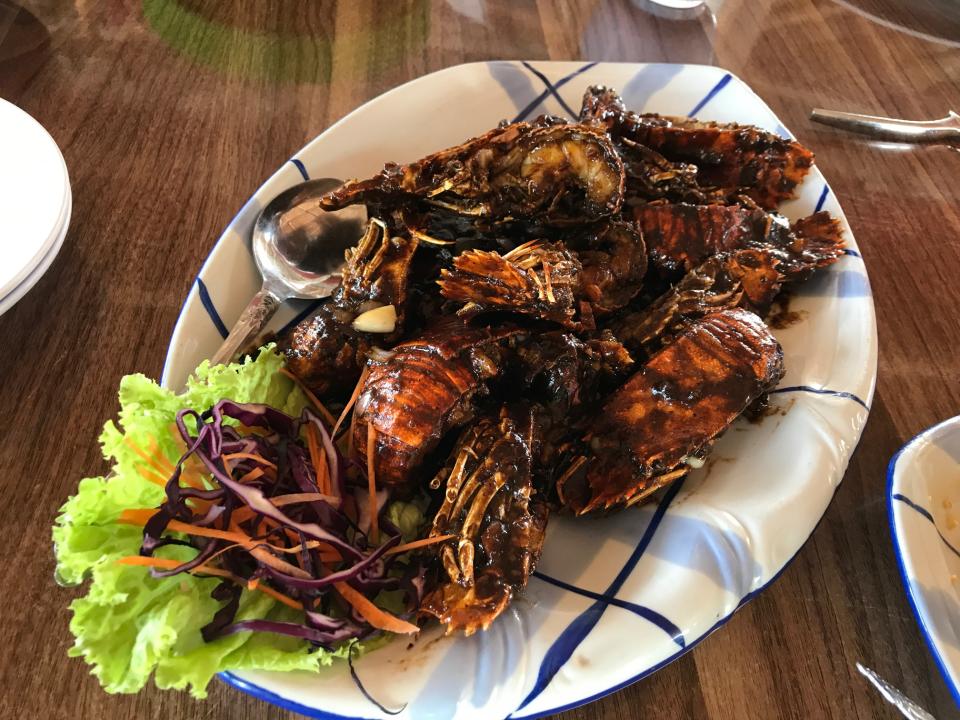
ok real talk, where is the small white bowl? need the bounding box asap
[889,415,960,707]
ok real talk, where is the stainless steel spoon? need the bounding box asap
[810,108,960,144]
[210,178,368,366]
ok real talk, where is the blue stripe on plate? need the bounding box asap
[520,61,578,118]
[533,571,685,648]
[844,248,862,258]
[888,432,960,709]
[688,73,732,116]
[513,62,598,122]
[515,478,687,712]
[290,158,310,181]
[892,494,960,560]
[814,184,829,212]
[220,671,374,720]
[770,385,869,410]
[517,473,849,719]
[196,277,229,339]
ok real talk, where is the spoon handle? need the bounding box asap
[210,286,282,366]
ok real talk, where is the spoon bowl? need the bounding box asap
[256,178,368,298]
[210,177,368,365]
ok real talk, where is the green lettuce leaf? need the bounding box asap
[52,347,345,698]
[385,497,428,542]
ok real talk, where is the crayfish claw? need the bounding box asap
[420,411,548,633]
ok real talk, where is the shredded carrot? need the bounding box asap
[272,541,341,564]
[272,492,340,506]
[116,555,232,578]
[280,367,337,427]
[249,545,311,578]
[124,436,173,479]
[222,452,278,469]
[138,466,169,487]
[237,466,265,484]
[117,508,158,525]
[185,498,211,516]
[132,436,174,475]
[179,472,207,491]
[254,582,303,610]
[223,521,329,578]
[237,424,273,437]
[316,445,330,496]
[333,365,370,438]
[163,426,209,490]
[118,509,256,547]
[145,437,174,469]
[142,435,207,491]
[366,423,379,544]
[305,424,329,496]
[318,548,342,563]
[247,577,260,591]
[228,492,338,525]
[333,581,419,635]
[116,556,303,609]
[385,534,456,556]
[169,519,253,545]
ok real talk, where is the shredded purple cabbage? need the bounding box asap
[137,399,427,649]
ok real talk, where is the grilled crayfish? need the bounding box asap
[580,85,815,209]
[438,220,647,326]
[634,202,843,280]
[420,408,548,635]
[353,320,524,489]
[275,83,844,635]
[282,218,418,398]
[557,308,784,513]
[322,120,626,225]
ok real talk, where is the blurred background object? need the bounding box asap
[0,1,51,96]
[831,0,960,46]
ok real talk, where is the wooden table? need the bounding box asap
[2,0,958,718]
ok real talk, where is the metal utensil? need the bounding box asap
[811,108,960,144]
[856,663,937,720]
[209,178,368,366]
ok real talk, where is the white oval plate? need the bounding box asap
[161,61,878,719]
[889,416,960,708]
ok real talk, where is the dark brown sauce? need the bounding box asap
[393,632,450,669]
[747,395,794,424]
[766,291,807,329]
[768,308,805,329]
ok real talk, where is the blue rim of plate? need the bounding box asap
[887,418,960,709]
[158,60,876,719]
[220,478,842,719]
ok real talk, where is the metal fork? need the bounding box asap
[810,108,960,144]
[856,663,937,720]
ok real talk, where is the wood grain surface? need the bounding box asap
[1,0,958,718]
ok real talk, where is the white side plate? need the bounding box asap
[162,61,878,719]
[889,416,960,708]
[0,98,71,304]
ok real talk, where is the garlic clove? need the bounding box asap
[352,304,397,333]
